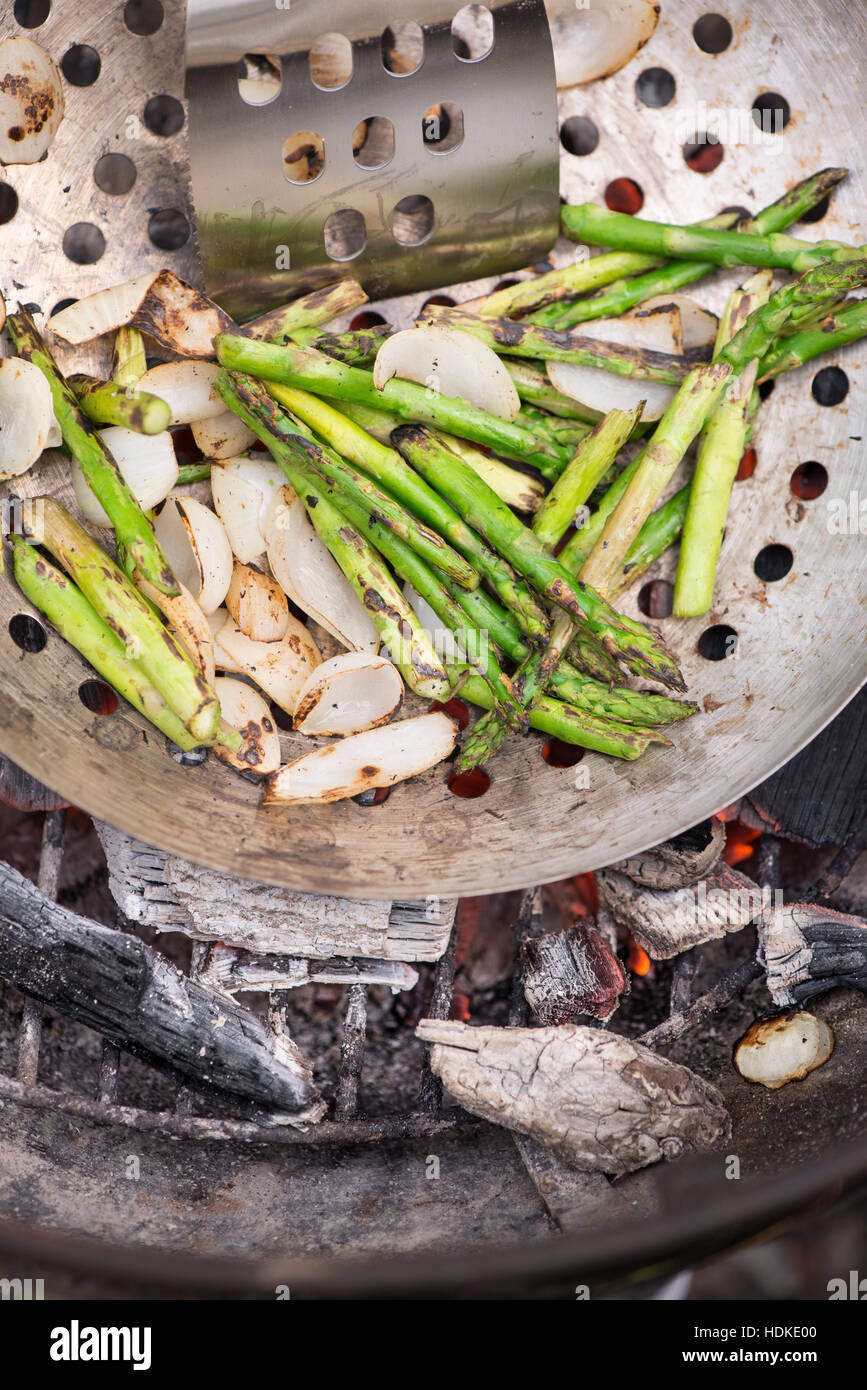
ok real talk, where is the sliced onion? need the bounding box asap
[265,484,379,653]
[207,608,244,674]
[546,313,684,422]
[210,456,286,563]
[71,426,178,526]
[294,653,404,735]
[47,273,158,346]
[137,576,215,686]
[226,561,290,642]
[265,711,457,806]
[214,678,281,776]
[47,270,233,358]
[639,295,719,350]
[547,0,659,88]
[217,615,321,715]
[375,325,520,421]
[153,496,233,615]
[137,361,223,426]
[0,356,55,479]
[735,1012,834,1090]
[0,36,64,165]
[191,408,256,459]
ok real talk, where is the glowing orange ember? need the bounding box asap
[723,820,762,866]
[627,940,651,976]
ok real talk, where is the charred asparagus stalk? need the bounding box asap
[758,297,867,379]
[455,673,671,760]
[34,497,220,742]
[213,334,570,478]
[69,375,171,434]
[289,324,390,365]
[532,405,642,548]
[241,279,368,342]
[561,204,862,274]
[110,325,147,388]
[266,383,550,639]
[609,484,692,599]
[545,168,848,330]
[7,310,178,595]
[213,371,521,719]
[420,303,695,383]
[11,537,213,752]
[394,423,685,690]
[579,363,732,595]
[672,270,774,617]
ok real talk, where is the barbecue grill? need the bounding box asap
[0,0,865,1299]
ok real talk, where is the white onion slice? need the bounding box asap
[191,409,257,459]
[546,313,685,422]
[153,496,233,615]
[0,357,55,479]
[47,270,233,358]
[210,456,285,563]
[265,485,379,653]
[0,36,64,165]
[374,326,520,421]
[639,295,719,350]
[547,0,659,88]
[217,615,321,715]
[214,678,281,776]
[294,653,404,736]
[226,561,290,642]
[207,608,244,674]
[735,1012,834,1090]
[71,426,178,526]
[137,361,223,426]
[264,711,458,806]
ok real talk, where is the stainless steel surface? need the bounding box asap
[185,0,560,316]
[0,0,865,899]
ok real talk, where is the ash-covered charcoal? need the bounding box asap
[734,1011,834,1090]
[596,862,761,959]
[0,862,324,1122]
[199,944,419,997]
[758,900,867,1006]
[521,923,625,1024]
[605,818,725,890]
[416,1020,730,1176]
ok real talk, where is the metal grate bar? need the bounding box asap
[335,983,368,1120]
[418,921,459,1113]
[16,809,66,1085]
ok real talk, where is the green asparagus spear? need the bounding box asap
[214,371,520,722]
[455,673,671,762]
[718,258,867,374]
[34,498,220,742]
[213,335,570,478]
[580,363,732,595]
[266,383,550,638]
[673,269,774,617]
[176,462,214,485]
[480,252,665,317]
[289,324,391,365]
[12,537,212,752]
[69,375,172,434]
[421,303,694,383]
[544,168,849,329]
[532,405,642,548]
[7,311,178,595]
[394,424,685,690]
[326,399,547,511]
[609,483,691,599]
[241,280,368,342]
[758,296,867,379]
[557,454,644,574]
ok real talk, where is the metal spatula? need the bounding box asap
[184,0,560,318]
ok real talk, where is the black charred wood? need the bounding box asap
[0,862,322,1120]
[522,923,625,1025]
